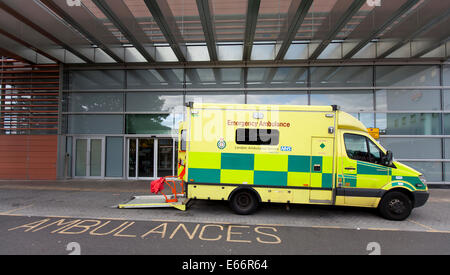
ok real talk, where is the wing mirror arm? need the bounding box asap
[384,150,393,166]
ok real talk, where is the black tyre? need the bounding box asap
[229,189,258,215]
[378,191,413,221]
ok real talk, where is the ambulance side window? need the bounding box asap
[235,128,279,145]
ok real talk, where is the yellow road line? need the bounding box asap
[407,218,437,232]
[0,204,34,215]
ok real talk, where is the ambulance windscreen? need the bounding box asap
[235,128,279,146]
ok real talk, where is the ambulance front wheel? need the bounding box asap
[378,191,413,221]
[229,189,259,215]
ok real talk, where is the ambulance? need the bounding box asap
[177,102,429,221]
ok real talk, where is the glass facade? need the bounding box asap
[63,64,450,184]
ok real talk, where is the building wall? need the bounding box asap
[0,59,60,180]
[0,135,57,180]
[62,64,450,184]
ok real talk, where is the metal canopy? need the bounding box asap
[242,0,261,61]
[309,0,367,60]
[275,0,313,61]
[143,0,186,62]
[0,0,449,64]
[40,0,125,63]
[92,0,156,62]
[343,0,420,59]
[197,0,218,61]
[0,0,93,63]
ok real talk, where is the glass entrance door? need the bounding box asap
[128,138,176,179]
[128,138,155,179]
[73,137,105,178]
[158,138,174,177]
[138,138,154,178]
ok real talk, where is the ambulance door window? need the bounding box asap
[367,139,384,165]
[343,134,370,162]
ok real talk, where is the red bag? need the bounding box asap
[150,177,165,194]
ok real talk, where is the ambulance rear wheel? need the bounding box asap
[378,191,412,221]
[230,189,258,215]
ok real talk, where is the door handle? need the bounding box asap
[344,167,356,170]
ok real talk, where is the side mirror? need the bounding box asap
[384,150,393,166]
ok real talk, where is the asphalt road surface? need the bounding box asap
[0,180,449,256]
[1,214,449,255]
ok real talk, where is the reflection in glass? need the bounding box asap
[442,114,450,135]
[126,114,181,135]
[247,92,307,105]
[402,161,442,182]
[185,92,245,104]
[444,66,450,86]
[310,90,373,111]
[445,163,450,182]
[127,69,184,88]
[194,68,216,83]
[129,139,136,178]
[138,139,154,178]
[221,68,243,85]
[376,66,439,87]
[75,139,87,177]
[106,137,123,178]
[247,67,307,87]
[90,139,102,177]
[68,115,124,134]
[68,93,123,112]
[348,113,374,128]
[310,66,373,87]
[68,70,125,90]
[379,138,442,159]
[377,113,441,135]
[126,92,183,112]
[442,90,450,110]
[158,139,174,177]
[376,90,440,111]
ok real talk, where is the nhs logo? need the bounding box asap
[280,146,292,152]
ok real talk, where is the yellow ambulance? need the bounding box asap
[177,103,429,220]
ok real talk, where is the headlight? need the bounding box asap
[419,175,426,184]
[417,175,427,188]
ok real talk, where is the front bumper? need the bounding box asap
[413,191,429,208]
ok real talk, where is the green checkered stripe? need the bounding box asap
[340,161,390,188]
[187,152,333,188]
[339,161,422,191]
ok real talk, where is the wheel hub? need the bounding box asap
[388,198,406,214]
